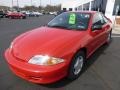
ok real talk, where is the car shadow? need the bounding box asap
[40,42,112,88]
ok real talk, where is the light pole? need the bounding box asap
[31,0,32,6]
[39,0,41,11]
[12,0,13,11]
[50,0,52,12]
[31,0,33,11]
[40,0,41,7]
[50,0,51,5]
[17,0,19,11]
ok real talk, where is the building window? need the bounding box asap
[91,0,107,14]
[100,0,107,14]
[78,5,82,11]
[69,8,73,11]
[113,0,120,16]
[75,8,77,11]
[91,1,95,11]
[63,8,67,11]
[83,2,90,10]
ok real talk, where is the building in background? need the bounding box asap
[61,0,120,23]
[61,1,78,11]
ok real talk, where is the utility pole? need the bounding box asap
[40,0,41,7]
[31,0,32,6]
[12,0,13,11]
[50,0,52,12]
[31,0,33,11]
[50,0,51,5]
[17,0,19,11]
[39,0,41,11]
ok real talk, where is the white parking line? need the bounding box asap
[112,35,120,37]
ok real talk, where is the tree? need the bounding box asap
[43,4,61,12]
[0,4,61,12]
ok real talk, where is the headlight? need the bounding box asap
[28,55,64,66]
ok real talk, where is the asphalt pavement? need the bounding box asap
[0,15,120,90]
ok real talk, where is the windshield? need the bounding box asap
[47,12,91,30]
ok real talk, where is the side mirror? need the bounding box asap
[92,25,102,31]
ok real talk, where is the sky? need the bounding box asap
[0,0,67,7]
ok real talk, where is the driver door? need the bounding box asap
[90,13,106,52]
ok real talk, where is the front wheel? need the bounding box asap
[20,16,23,19]
[22,16,26,19]
[67,51,85,80]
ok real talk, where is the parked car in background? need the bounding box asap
[0,11,7,18]
[49,12,54,15]
[21,11,32,17]
[45,12,50,15]
[32,12,43,17]
[25,11,31,17]
[49,12,57,16]
[7,12,26,19]
[5,11,112,84]
[21,11,43,17]
[21,11,27,15]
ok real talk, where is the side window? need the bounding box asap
[92,13,105,26]
[102,15,108,23]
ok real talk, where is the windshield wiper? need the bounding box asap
[47,25,71,30]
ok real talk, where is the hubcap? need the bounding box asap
[73,56,84,75]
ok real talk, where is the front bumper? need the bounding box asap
[4,49,68,84]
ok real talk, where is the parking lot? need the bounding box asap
[0,15,120,90]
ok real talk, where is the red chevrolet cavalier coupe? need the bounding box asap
[5,11,112,84]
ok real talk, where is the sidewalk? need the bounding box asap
[112,24,120,34]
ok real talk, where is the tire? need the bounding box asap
[1,16,3,18]
[67,51,86,80]
[20,16,23,19]
[106,30,112,44]
[23,16,26,19]
[9,16,12,19]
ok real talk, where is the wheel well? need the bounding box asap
[68,47,87,72]
[70,47,87,64]
[110,29,112,33]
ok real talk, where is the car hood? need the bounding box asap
[12,27,87,61]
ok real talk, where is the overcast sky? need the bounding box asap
[0,0,67,7]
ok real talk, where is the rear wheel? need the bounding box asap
[9,16,12,19]
[106,31,112,44]
[21,16,26,19]
[67,51,85,80]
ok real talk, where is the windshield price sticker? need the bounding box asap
[69,13,76,24]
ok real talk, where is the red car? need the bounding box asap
[5,11,112,84]
[7,12,26,19]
